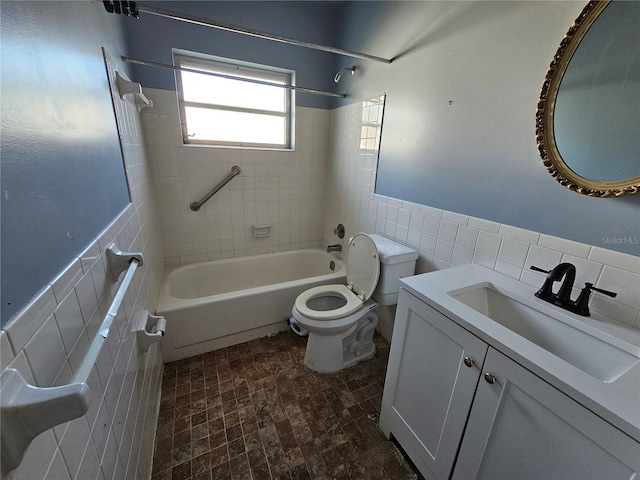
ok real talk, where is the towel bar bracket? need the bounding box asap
[0,369,91,475]
[106,243,144,282]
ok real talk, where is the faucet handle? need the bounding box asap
[572,282,618,316]
[590,284,617,298]
[530,265,551,274]
[530,265,555,300]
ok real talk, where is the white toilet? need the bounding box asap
[291,233,418,373]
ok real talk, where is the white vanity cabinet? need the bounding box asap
[381,288,640,480]
[379,289,489,479]
[453,347,639,480]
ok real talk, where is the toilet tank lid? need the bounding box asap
[368,234,418,265]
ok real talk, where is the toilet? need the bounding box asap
[291,233,418,373]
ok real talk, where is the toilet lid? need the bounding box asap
[347,233,380,301]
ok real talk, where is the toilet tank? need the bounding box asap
[369,234,418,305]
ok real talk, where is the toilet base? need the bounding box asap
[303,310,379,373]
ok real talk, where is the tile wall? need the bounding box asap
[0,70,165,480]
[141,88,331,266]
[323,99,640,340]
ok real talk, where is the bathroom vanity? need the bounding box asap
[380,264,640,480]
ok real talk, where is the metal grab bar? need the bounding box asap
[190,165,241,211]
[0,244,144,475]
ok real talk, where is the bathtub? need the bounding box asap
[157,249,346,362]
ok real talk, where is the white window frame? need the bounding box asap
[174,51,294,150]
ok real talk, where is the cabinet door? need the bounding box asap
[380,289,488,480]
[453,347,640,480]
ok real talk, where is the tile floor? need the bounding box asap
[151,331,418,480]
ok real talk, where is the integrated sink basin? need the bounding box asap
[448,282,640,383]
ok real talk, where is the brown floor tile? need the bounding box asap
[152,331,417,480]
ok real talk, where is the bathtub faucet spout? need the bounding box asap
[327,244,342,253]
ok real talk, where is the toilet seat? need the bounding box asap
[294,284,363,320]
[294,233,380,321]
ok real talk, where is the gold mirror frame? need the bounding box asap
[535,0,640,197]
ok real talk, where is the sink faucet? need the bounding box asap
[327,244,342,253]
[530,264,617,316]
[531,263,576,306]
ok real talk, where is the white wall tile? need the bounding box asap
[75,271,100,322]
[24,313,66,387]
[397,208,411,227]
[598,266,640,310]
[589,246,640,274]
[420,205,442,218]
[473,252,497,270]
[420,234,437,256]
[499,224,540,245]
[58,417,92,478]
[435,239,455,263]
[452,246,474,266]
[538,234,592,259]
[407,229,422,250]
[438,220,458,243]
[408,211,424,232]
[5,285,57,353]
[476,231,501,258]
[53,291,86,354]
[422,216,441,237]
[455,226,479,250]
[442,211,468,225]
[497,237,530,268]
[468,217,501,233]
[50,258,83,304]
[495,259,524,280]
[590,295,639,327]
[44,449,71,480]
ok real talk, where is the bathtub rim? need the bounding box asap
[156,248,346,314]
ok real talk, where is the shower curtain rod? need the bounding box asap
[122,56,346,98]
[106,2,392,64]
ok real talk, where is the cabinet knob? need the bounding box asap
[484,372,496,384]
[463,356,475,368]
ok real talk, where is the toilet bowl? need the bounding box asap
[292,233,418,373]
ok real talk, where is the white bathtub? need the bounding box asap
[157,249,346,362]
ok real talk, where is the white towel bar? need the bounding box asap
[0,243,143,475]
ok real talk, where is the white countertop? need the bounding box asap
[400,264,640,442]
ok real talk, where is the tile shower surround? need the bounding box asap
[0,71,165,479]
[151,331,417,480]
[142,88,330,266]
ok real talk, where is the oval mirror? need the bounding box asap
[536,0,640,197]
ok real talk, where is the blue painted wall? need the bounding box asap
[121,1,340,109]
[1,2,131,325]
[333,1,640,255]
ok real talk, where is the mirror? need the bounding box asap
[536,0,640,197]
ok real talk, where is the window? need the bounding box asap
[174,52,293,149]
